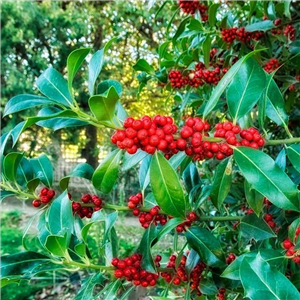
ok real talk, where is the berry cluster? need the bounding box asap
[111,115,178,157]
[264,58,280,73]
[282,227,300,264]
[264,213,276,228]
[32,187,55,207]
[284,25,296,41]
[178,0,208,20]
[221,27,264,44]
[217,288,226,300]
[112,254,159,287]
[72,194,103,219]
[161,253,205,294]
[226,253,236,264]
[175,212,198,232]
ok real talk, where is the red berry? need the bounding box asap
[40,196,50,204]
[114,269,124,278]
[32,199,41,207]
[81,194,91,203]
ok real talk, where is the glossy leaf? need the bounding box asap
[46,191,74,244]
[203,49,264,118]
[156,218,185,242]
[45,234,68,257]
[183,163,201,193]
[122,149,149,172]
[286,144,300,173]
[150,152,186,218]
[240,254,300,300]
[133,59,154,73]
[103,211,118,246]
[210,157,232,209]
[234,147,299,211]
[101,279,122,300]
[30,154,53,187]
[92,149,123,193]
[88,48,104,95]
[275,148,286,171]
[26,178,40,193]
[81,210,106,242]
[74,273,104,300]
[185,249,200,276]
[266,78,289,126]
[208,4,219,27]
[199,279,218,296]
[138,225,158,273]
[37,117,88,131]
[88,86,120,128]
[221,249,284,280]
[60,163,94,190]
[97,79,122,95]
[186,226,225,267]
[139,155,151,191]
[4,94,54,116]
[36,67,73,107]
[227,58,266,122]
[67,48,91,92]
[244,180,264,216]
[16,157,34,186]
[203,35,212,68]
[245,20,275,32]
[3,152,23,182]
[240,213,276,241]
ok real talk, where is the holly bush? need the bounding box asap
[1,1,300,299]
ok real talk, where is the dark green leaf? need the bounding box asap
[203,35,212,69]
[45,234,68,257]
[88,86,120,128]
[240,213,276,241]
[199,279,218,295]
[289,41,300,54]
[244,180,264,216]
[92,149,123,193]
[150,152,186,218]
[185,249,200,276]
[97,79,122,95]
[234,147,299,211]
[67,48,90,91]
[183,163,201,193]
[186,226,225,267]
[101,279,122,300]
[203,49,264,118]
[103,211,118,246]
[156,218,185,242]
[138,225,158,273]
[30,154,53,187]
[258,73,272,130]
[245,20,275,32]
[36,67,73,107]
[37,118,88,131]
[284,0,292,20]
[139,155,151,191]
[88,49,104,96]
[286,144,300,173]
[60,163,94,190]
[74,273,104,300]
[122,149,149,172]
[133,59,154,73]
[81,210,106,242]
[16,157,34,186]
[240,254,300,300]
[227,58,266,122]
[210,157,232,209]
[26,178,40,193]
[3,152,23,182]
[275,148,286,171]
[208,4,219,27]
[4,94,54,116]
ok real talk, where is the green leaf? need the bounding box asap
[3,152,23,182]
[74,273,104,300]
[284,0,292,20]
[203,49,264,118]
[258,74,272,130]
[288,218,300,244]
[245,20,275,32]
[208,4,219,27]
[101,279,122,300]
[36,67,73,107]
[88,86,120,128]
[203,35,212,69]
[240,213,276,241]
[122,149,149,172]
[81,210,106,242]
[97,79,122,95]
[199,279,218,295]
[275,148,286,171]
[266,78,289,126]
[45,234,68,257]
[289,41,300,55]
[186,226,225,267]
[103,211,118,246]
[60,163,94,190]
[138,225,158,273]
[0,191,17,202]
[240,253,300,300]
[3,94,55,116]
[16,157,34,187]
[227,58,266,123]
[221,249,284,280]
[244,180,264,216]
[156,218,185,242]
[185,249,200,276]
[210,157,232,209]
[67,48,91,93]
[37,117,88,131]
[92,149,123,193]
[139,155,151,191]
[27,178,40,193]
[150,152,186,218]
[30,154,53,187]
[234,147,299,211]
[286,144,300,173]
[88,48,104,96]
[133,59,154,74]
[46,191,74,244]
[1,251,49,287]
[183,163,201,194]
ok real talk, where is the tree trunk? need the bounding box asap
[83,125,98,169]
